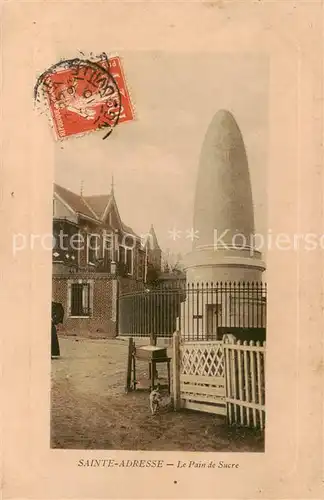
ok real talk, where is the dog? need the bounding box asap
[149,383,163,415]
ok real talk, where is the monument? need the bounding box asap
[185,109,265,282]
[181,110,266,339]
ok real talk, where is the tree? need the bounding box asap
[146,262,160,286]
[161,250,184,274]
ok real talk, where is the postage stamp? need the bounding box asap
[102,54,135,125]
[34,53,134,140]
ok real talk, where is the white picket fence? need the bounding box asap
[172,332,266,429]
[223,339,266,429]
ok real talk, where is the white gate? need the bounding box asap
[172,332,266,428]
[179,341,226,416]
[224,339,266,429]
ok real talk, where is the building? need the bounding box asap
[52,182,147,337]
[141,224,162,284]
[145,225,162,271]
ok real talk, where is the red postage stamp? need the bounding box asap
[34,53,135,140]
[102,55,135,125]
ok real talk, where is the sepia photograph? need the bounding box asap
[2,1,323,499]
[48,51,268,452]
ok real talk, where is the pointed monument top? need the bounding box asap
[204,109,245,150]
[111,174,115,195]
[193,109,255,249]
[212,108,236,122]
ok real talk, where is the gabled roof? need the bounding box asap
[85,193,137,236]
[54,183,139,238]
[84,194,112,219]
[54,184,98,221]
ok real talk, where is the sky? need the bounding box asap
[55,51,268,257]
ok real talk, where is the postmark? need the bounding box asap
[34,53,134,140]
[104,54,135,125]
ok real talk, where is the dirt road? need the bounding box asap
[51,337,264,451]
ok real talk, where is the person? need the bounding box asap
[51,302,64,358]
[51,320,60,358]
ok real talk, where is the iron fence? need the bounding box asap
[118,281,267,341]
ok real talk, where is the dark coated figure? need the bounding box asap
[51,302,64,358]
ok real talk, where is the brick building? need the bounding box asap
[52,182,160,337]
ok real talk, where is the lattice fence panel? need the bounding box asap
[180,342,224,377]
[179,341,226,415]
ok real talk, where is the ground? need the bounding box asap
[51,337,265,451]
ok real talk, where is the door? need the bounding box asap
[206,304,222,340]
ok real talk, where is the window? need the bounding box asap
[102,230,112,261]
[119,245,125,265]
[87,233,101,264]
[126,248,132,275]
[95,235,101,260]
[68,281,93,317]
[53,220,79,265]
[137,249,145,280]
[119,245,133,275]
[76,230,81,266]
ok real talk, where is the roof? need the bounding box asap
[122,223,138,237]
[144,224,161,251]
[54,184,139,237]
[54,184,98,220]
[85,193,138,236]
[84,194,112,219]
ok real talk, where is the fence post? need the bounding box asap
[125,337,134,393]
[150,332,157,346]
[172,331,181,411]
[223,334,236,424]
[230,336,238,423]
[112,278,119,337]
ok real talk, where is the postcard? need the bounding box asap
[1,1,323,499]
